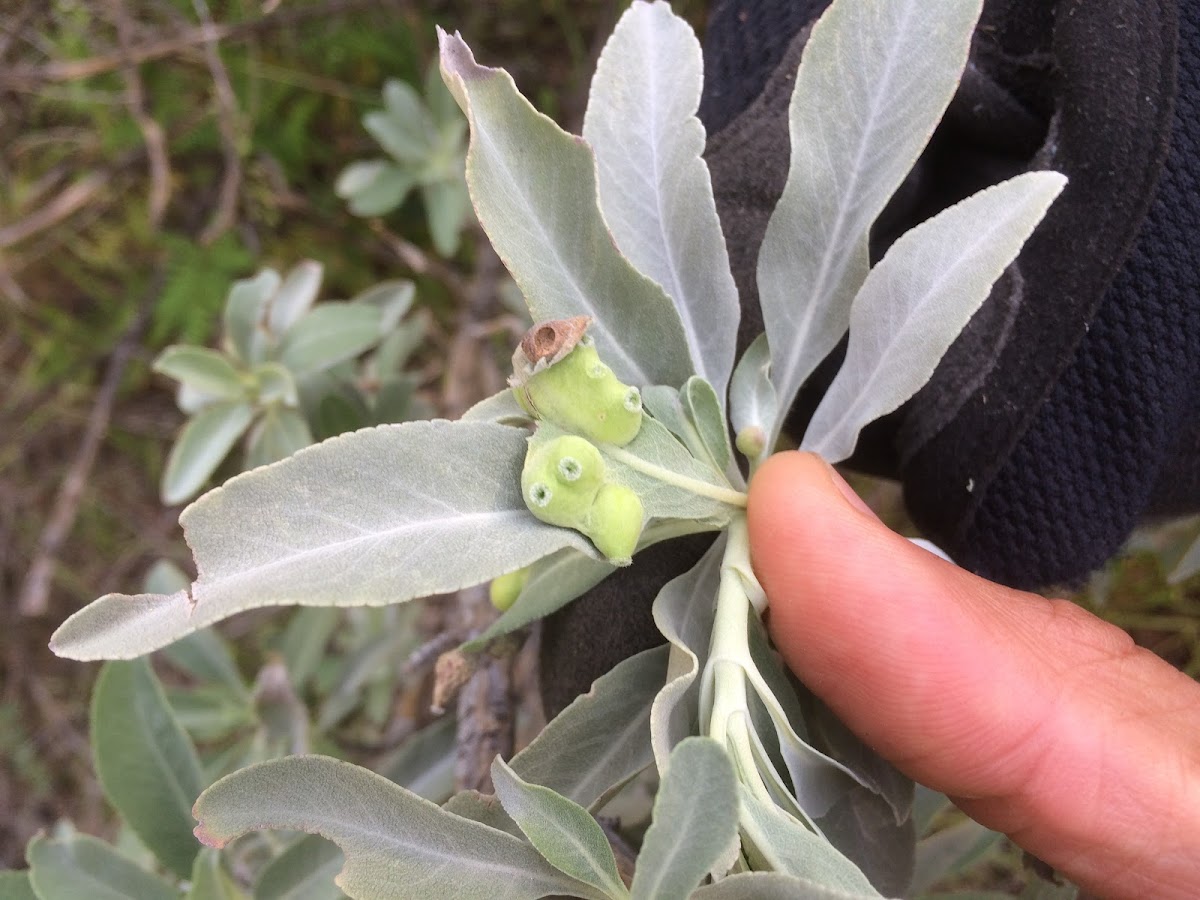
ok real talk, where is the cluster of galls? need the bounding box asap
[509,317,646,567]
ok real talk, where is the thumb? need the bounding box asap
[747,452,1200,900]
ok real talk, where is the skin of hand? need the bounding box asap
[746,452,1200,899]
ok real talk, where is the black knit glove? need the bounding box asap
[542,0,1199,716]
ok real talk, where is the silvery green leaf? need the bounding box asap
[728,335,776,457]
[583,1,739,403]
[165,683,255,742]
[245,408,313,470]
[814,788,915,898]
[691,872,896,900]
[154,346,246,401]
[225,269,280,364]
[682,377,732,475]
[278,607,340,688]
[336,161,415,217]
[365,84,432,164]
[439,29,693,390]
[802,172,1067,462]
[350,280,415,332]
[251,363,299,407]
[444,791,524,839]
[510,645,667,811]
[804,696,913,831]
[757,0,984,446]
[268,261,323,337]
[51,421,595,660]
[461,390,533,426]
[160,627,247,696]
[278,303,386,378]
[376,716,457,803]
[739,788,879,896]
[26,833,177,900]
[420,178,470,258]
[254,834,346,900]
[91,659,206,878]
[464,549,614,652]
[492,759,629,900]
[909,818,1002,896]
[373,313,426,376]
[162,400,255,505]
[641,386,694,449]
[649,535,724,770]
[187,848,247,900]
[193,756,610,900]
[629,738,738,900]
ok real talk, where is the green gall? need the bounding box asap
[735,425,766,460]
[520,435,606,528]
[490,567,530,612]
[510,318,644,446]
[583,482,644,564]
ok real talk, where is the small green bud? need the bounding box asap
[735,425,766,460]
[490,567,531,612]
[510,318,643,446]
[583,482,644,564]
[520,435,606,528]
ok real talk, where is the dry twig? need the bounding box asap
[111,0,172,227]
[191,0,243,245]
[0,172,108,250]
[16,268,164,616]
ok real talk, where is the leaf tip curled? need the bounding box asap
[437,28,486,83]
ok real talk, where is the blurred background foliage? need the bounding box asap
[0,0,1193,893]
[0,0,703,871]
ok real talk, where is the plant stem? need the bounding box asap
[600,442,748,508]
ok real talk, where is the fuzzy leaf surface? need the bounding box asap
[802,173,1066,462]
[757,0,983,445]
[192,756,608,900]
[254,835,346,900]
[187,848,248,900]
[278,304,386,378]
[492,759,628,899]
[738,788,879,895]
[583,1,739,402]
[91,659,206,878]
[51,421,593,660]
[510,645,668,811]
[439,29,693,389]
[26,834,177,900]
[649,536,724,770]
[630,738,738,900]
[154,346,246,400]
[268,261,323,336]
[162,400,255,505]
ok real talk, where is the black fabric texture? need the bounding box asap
[957,0,1199,586]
